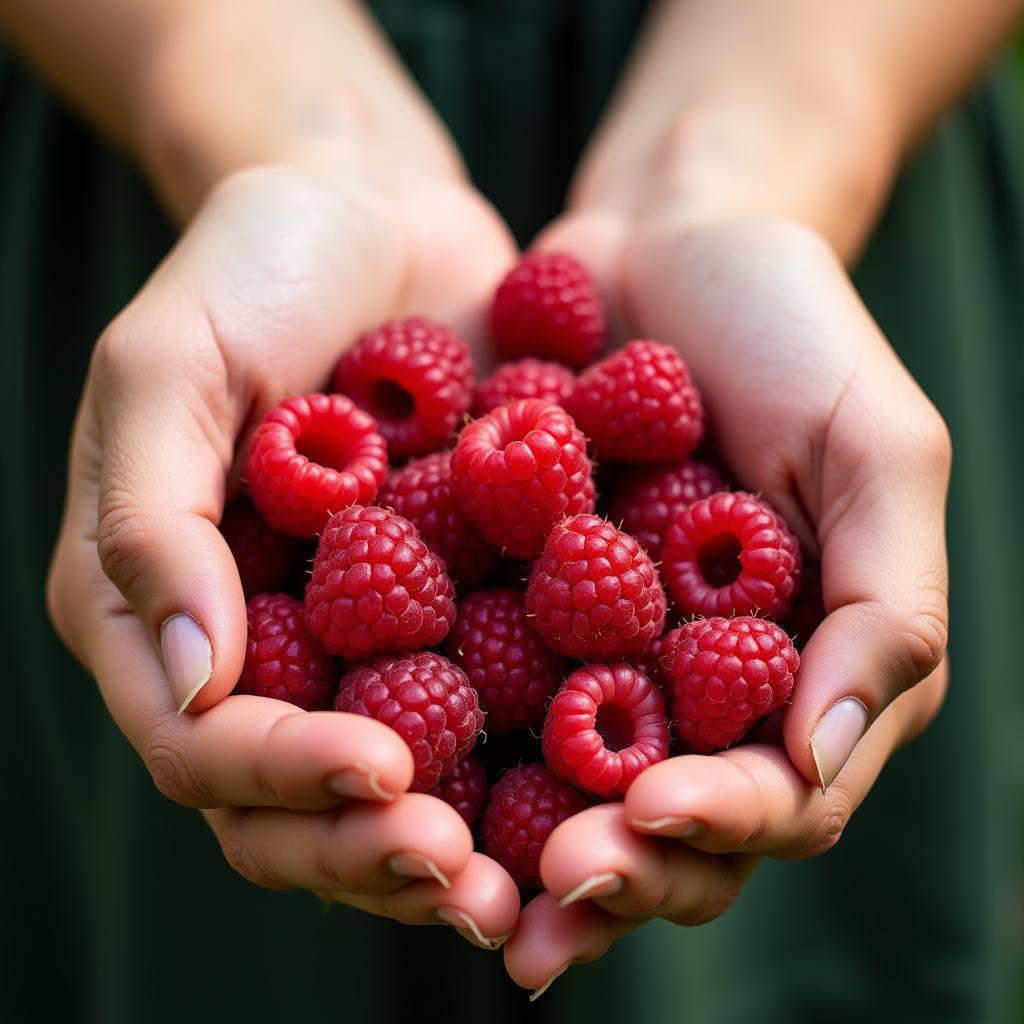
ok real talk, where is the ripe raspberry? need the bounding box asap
[305,505,456,659]
[664,615,799,752]
[525,514,666,660]
[220,497,296,597]
[542,664,669,798]
[246,393,388,538]
[235,593,336,710]
[569,341,704,462]
[445,588,567,735]
[451,399,595,560]
[335,652,483,792]
[490,252,606,369]
[332,317,475,458]
[427,754,489,827]
[662,491,802,620]
[473,359,576,417]
[377,452,497,590]
[608,458,729,559]
[481,764,592,888]
[784,559,826,650]
[631,632,672,705]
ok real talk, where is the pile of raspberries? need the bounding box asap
[228,252,821,889]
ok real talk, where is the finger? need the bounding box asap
[627,665,946,859]
[206,793,473,897]
[334,853,521,950]
[784,382,951,789]
[541,804,756,924]
[503,892,637,998]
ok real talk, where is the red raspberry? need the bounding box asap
[608,458,729,559]
[525,514,666,660]
[235,593,336,710]
[335,652,483,792]
[631,632,672,705]
[664,615,799,752]
[445,588,567,735]
[473,359,576,417]
[220,497,296,597]
[481,764,593,888]
[427,754,489,827]
[490,252,606,369]
[784,559,826,650]
[246,393,388,538]
[305,505,456,659]
[377,452,497,590]
[662,491,802,620]
[542,663,669,798]
[569,341,704,462]
[331,317,475,458]
[451,399,595,560]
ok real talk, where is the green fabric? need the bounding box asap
[3,2,1023,1020]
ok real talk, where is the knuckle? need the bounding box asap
[96,498,160,595]
[891,603,949,689]
[803,793,854,859]
[141,727,211,808]
[217,815,282,890]
[675,874,745,927]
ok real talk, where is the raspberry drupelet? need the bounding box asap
[235,593,336,710]
[490,252,606,369]
[542,663,670,798]
[481,763,593,888]
[335,652,484,792]
[331,317,475,458]
[377,451,497,590]
[662,491,802,620]
[663,615,800,752]
[473,358,576,417]
[451,398,595,560]
[427,754,489,827]
[525,513,666,660]
[245,393,388,538]
[219,497,296,597]
[445,588,567,734]
[305,505,456,659]
[569,341,704,463]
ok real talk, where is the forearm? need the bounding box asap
[0,0,462,220]
[574,0,1023,261]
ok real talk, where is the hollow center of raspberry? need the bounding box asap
[370,379,415,421]
[697,532,743,588]
[295,427,353,470]
[595,704,635,753]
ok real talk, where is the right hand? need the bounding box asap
[46,160,521,948]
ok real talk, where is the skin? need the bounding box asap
[3,0,1016,986]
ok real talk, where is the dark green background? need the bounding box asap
[2,2,1023,1021]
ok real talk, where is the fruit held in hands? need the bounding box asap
[473,358,576,416]
[428,753,489,827]
[220,497,296,597]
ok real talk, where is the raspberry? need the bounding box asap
[305,505,456,659]
[490,252,606,369]
[481,764,592,888]
[451,399,595,560]
[335,652,483,792]
[569,341,704,462]
[608,458,729,559]
[662,491,802,620]
[246,393,388,538]
[542,664,670,798]
[631,632,672,705]
[663,615,799,752]
[525,514,666,660]
[235,593,336,710]
[473,359,576,417]
[784,558,826,650]
[220,497,296,597]
[331,317,475,458]
[445,588,567,735]
[427,754,489,827]
[377,452,497,590]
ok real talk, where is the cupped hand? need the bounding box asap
[46,161,520,945]
[504,209,950,992]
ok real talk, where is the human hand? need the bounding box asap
[503,208,950,992]
[46,161,520,946]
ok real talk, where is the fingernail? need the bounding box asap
[328,762,397,801]
[811,698,869,793]
[530,964,569,1002]
[436,907,505,950]
[558,872,623,908]
[388,853,451,889]
[628,815,703,838]
[161,613,212,714]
